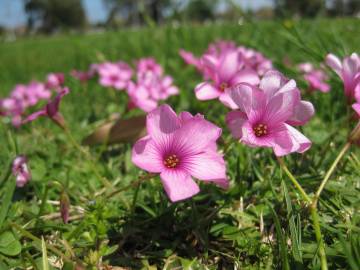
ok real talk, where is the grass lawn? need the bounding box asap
[0,18,360,269]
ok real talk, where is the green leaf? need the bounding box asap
[0,231,21,256]
[41,237,49,270]
[0,177,16,227]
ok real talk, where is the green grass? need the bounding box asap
[0,18,360,269]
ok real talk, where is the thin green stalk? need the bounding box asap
[277,157,328,270]
[11,223,73,263]
[64,127,113,189]
[309,206,328,270]
[277,157,311,203]
[312,142,351,207]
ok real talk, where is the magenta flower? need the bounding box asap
[136,58,163,78]
[12,155,31,187]
[70,69,93,82]
[97,62,132,90]
[238,46,273,76]
[127,81,158,112]
[23,87,69,129]
[132,104,228,202]
[46,73,65,89]
[298,63,330,93]
[194,49,259,108]
[226,71,314,156]
[326,53,360,100]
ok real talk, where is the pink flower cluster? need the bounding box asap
[71,58,179,112]
[12,155,31,187]
[127,58,179,112]
[297,62,330,93]
[326,53,360,117]
[180,40,273,108]
[0,73,65,127]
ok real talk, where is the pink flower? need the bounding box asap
[70,69,93,82]
[97,62,133,90]
[46,73,65,89]
[298,63,330,93]
[194,49,259,108]
[127,81,158,112]
[136,58,163,78]
[238,46,273,76]
[132,104,228,202]
[127,59,179,112]
[23,87,70,129]
[226,70,314,156]
[12,155,31,187]
[326,53,360,100]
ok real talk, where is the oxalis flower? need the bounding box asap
[226,71,314,156]
[97,61,132,90]
[353,87,360,117]
[23,87,69,129]
[297,62,330,93]
[132,104,228,202]
[12,155,31,187]
[326,53,360,100]
[195,49,259,108]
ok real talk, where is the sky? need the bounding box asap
[0,0,273,28]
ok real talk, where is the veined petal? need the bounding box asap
[230,69,260,86]
[352,103,360,117]
[183,151,228,189]
[146,104,181,145]
[219,50,239,82]
[173,118,222,155]
[260,70,286,98]
[325,53,343,77]
[228,83,264,116]
[226,111,247,139]
[195,82,221,100]
[287,100,315,126]
[132,136,163,173]
[160,170,200,202]
[219,92,239,109]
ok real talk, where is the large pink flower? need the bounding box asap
[12,155,31,187]
[97,62,132,90]
[298,62,330,93]
[226,71,314,156]
[194,49,259,108]
[132,104,228,202]
[23,87,69,129]
[326,53,360,100]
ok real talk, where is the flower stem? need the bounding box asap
[277,157,328,270]
[312,142,351,208]
[277,157,311,203]
[63,127,113,190]
[309,205,328,270]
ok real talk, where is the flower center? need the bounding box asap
[253,123,268,137]
[219,82,228,92]
[164,154,180,169]
[110,75,119,82]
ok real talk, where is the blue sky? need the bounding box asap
[0,0,273,28]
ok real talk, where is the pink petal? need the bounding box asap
[259,70,285,98]
[195,82,220,100]
[23,110,47,123]
[353,103,360,117]
[325,54,343,77]
[263,90,299,124]
[228,83,264,116]
[173,118,222,155]
[287,101,315,126]
[160,170,200,202]
[219,92,239,109]
[132,136,163,173]
[273,125,311,156]
[219,50,239,82]
[226,111,247,139]
[146,104,181,144]
[183,151,228,189]
[230,69,260,86]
